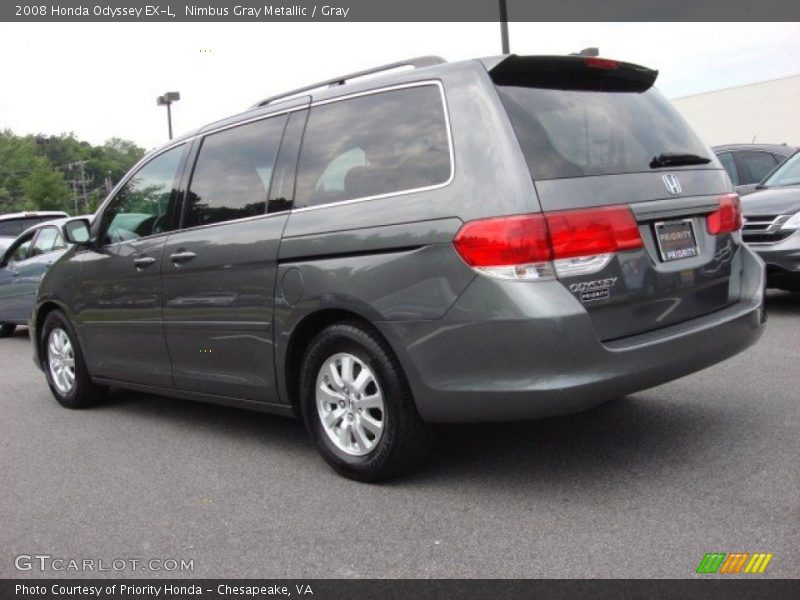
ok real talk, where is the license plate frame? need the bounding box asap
[653,218,699,262]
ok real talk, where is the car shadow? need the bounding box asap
[765,289,800,316]
[96,384,750,489]
[405,393,749,487]
[102,387,310,450]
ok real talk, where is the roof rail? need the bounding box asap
[250,56,446,108]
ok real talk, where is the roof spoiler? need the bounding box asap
[487,55,658,93]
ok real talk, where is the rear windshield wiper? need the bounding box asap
[650,152,711,169]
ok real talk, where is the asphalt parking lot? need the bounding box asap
[1,291,798,579]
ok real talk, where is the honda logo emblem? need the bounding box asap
[663,174,682,195]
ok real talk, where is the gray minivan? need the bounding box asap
[31,55,766,481]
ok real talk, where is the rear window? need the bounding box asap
[294,84,451,208]
[0,216,57,237]
[736,151,778,184]
[496,85,709,180]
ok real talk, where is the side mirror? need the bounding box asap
[63,218,92,245]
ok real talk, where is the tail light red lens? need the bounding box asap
[453,205,643,277]
[453,214,551,267]
[545,205,643,259]
[706,193,743,235]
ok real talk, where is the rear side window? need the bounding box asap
[736,151,778,184]
[717,152,738,185]
[496,85,709,180]
[294,84,451,208]
[185,115,287,228]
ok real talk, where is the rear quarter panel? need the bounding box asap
[274,62,539,405]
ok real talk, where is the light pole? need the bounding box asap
[499,0,509,54]
[156,91,180,140]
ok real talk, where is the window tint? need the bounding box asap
[30,227,65,257]
[717,152,738,185]
[737,151,778,184]
[295,85,451,208]
[0,217,59,237]
[0,221,25,237]
[185,115,287,228]
[101,145,184,245]
[496,85,709,180]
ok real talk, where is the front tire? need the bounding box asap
[299,321,433,482]
[41,310,107,408]
[0,323,16,337]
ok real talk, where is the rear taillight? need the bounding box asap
[545,206,643,258]
[706,193,742,235]
[453,205,643,280]
[453,214,553,280]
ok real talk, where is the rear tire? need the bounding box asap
[299,321,433,482]
[0,323,16,338]
[41,310,107,408]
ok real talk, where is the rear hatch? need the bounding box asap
[490,55,742,341]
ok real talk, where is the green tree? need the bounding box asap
[0,130,39,211]
[0,130,145,215]
[20,163,72,212]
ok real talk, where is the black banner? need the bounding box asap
[3,0,800,22]
[2,580,800,600]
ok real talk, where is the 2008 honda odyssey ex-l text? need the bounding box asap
[31,55,766,481]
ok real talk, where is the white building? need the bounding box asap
[671,74,800,147]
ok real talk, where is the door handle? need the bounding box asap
[170,251,197,264]
[133,256,156,268]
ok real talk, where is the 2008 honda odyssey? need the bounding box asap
[32,55,766,481]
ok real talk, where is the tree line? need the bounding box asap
[0,130,146,216]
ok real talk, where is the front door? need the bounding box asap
[75,143,187,387]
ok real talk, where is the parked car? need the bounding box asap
[713,143,797,196]
[740,149,800,293]
[0,216,83,337]
[0,211,69,255]
[30,55,765,481]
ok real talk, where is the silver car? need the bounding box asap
[0,211,68,256]
[0,218,75,337]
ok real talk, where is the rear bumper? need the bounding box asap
[379,245,766,423]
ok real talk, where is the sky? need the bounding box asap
[0,22,798,150]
